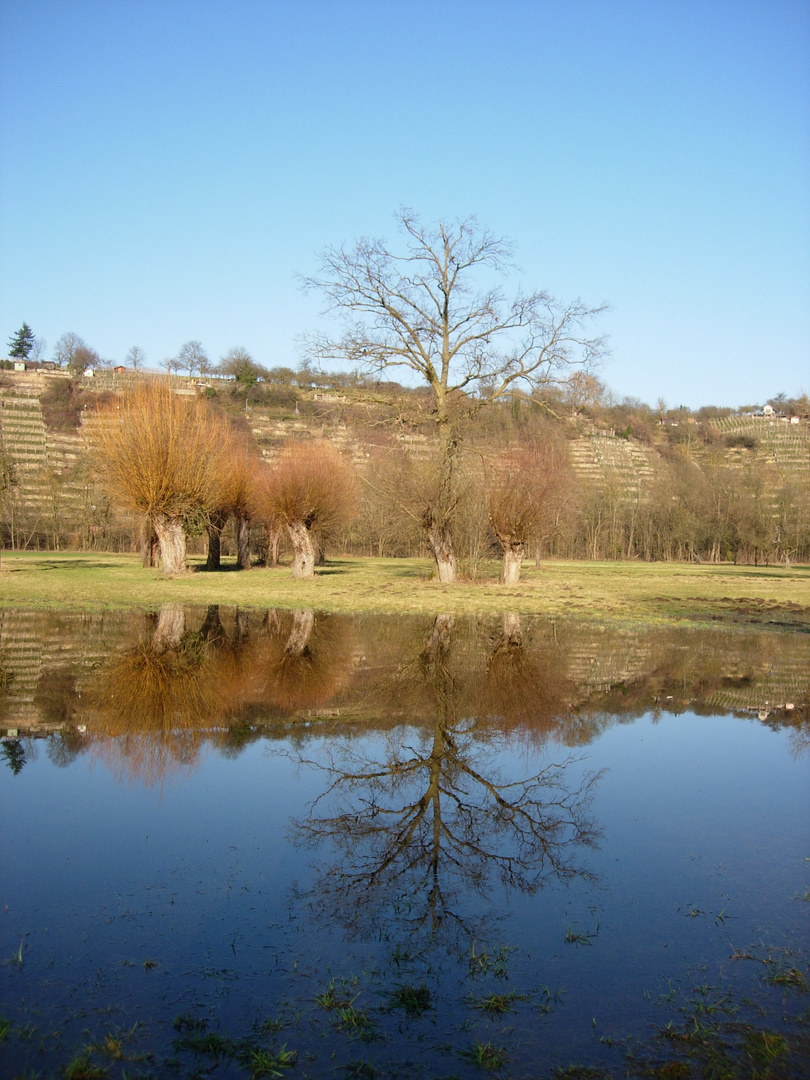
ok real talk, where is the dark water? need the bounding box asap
[1,607,808,1079]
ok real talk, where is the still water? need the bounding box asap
[1,608,808,1079]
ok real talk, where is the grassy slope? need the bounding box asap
[1,551,808,628]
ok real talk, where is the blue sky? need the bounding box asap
[1,0,807,409]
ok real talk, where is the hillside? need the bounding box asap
[0,370,807,562]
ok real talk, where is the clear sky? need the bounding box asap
[1,0,808,409]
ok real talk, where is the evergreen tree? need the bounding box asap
[8,323,35,359]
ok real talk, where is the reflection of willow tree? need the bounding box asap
[86,604,239,785]
[481,613,576,734]
[244,610,355,714]
[85,606,356,784]
[294,614,602,941]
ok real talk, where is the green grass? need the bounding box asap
[461,1039,507,1069]
[388,982,433,1017]
[0,551,808,627]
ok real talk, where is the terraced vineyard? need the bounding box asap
[0,371,807,558]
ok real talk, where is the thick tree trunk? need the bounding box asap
[141,520,159,567]
[422,421,459,584]
[288,520,316,578]
[153,603,185,652]
[200,604,225,643]
[236,512,251,570]
[206,511,227,571]
[153,514,187,574]
[285,609,315,656]
[235,607,249,642]
[500,542,525,584]
[264,523,282,567]
[426,520,457,583]
[501,611,522,646]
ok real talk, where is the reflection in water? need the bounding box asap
[245,609,355,712]
[86,604,235,783]
[293,614,602,943]
[82,606,356,784]
[1,606,808,1078]
[481,612,576,733]
[0,607,807,785]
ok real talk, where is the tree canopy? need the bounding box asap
[302,210,606,581]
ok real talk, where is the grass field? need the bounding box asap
[0,551,808,628]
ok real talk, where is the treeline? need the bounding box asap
[1,372,808,571]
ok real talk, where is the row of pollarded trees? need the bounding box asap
[91,380,572,583]
[91,381,359,578]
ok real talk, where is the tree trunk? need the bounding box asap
[426,519,457,583]
[153,514,187,574]
[500,542,524,585]
[265,523,282,567]
[236,512,251,570]
[141,520,159,567]
[153,603,185,652]
[501,611,522,646]
[206,511,226,571]
[288,520,316,578]
[285,609,315,656]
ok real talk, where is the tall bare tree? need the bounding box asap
[303,210,606,582]
[177,340,208,378]
[125,345,146,371]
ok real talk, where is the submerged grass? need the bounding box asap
[0,551,808,627]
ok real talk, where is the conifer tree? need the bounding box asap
[7,323,35,359]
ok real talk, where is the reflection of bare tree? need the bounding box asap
[294,614,601,941]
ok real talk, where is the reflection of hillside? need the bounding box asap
[1,608,807,764]
[562,624,810,723]
[0,610,136,732]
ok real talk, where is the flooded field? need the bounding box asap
[1,607,808,1079]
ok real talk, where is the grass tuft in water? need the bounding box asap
[388,982,432,1017]
[743,1028,789,1068]
[764,959,808,992]
[344,1061,377,1079]
[467,941,513,980]
[462,1039,507,1070]
[236,1042,297,1078]
[473,990,527,1015]
[64,1051,109,1080]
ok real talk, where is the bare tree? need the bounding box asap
[125,345,146,371]
[90,381,229,573]
[220,346,267,389]
[177,340,208,378]
[292,615,601,941]
[252,440,358,578]
[52,332,86,370]
[30,336,47,364]
[302,210,606,582]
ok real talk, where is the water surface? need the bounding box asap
[1,608,808,1078]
